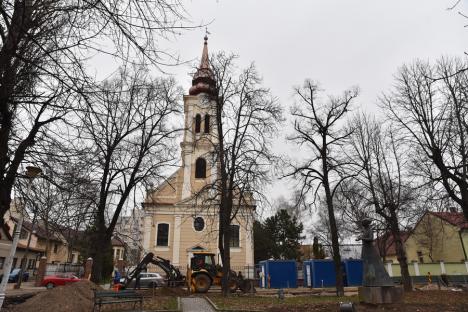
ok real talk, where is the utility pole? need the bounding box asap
[0,166,42,308]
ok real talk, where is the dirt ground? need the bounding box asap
[266,290,468,312]
[5,280,99,312]
[3,282,181,312]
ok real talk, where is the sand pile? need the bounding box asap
[12,280,100,312]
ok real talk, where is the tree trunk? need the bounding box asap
[90,229,112,284]
[322,154,344,297]
[221,211,231,297]
[388,212,412,292]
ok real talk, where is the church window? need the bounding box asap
[156,223,169,246]
[195,158,206,178]
[204,114,210,133]
[195,114,201,133]
[194,217,205,232]
[229,225,240,248]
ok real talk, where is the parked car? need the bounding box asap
[122,272,165,289]
[0,268,29,283]
[41,274,81,289]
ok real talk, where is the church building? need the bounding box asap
[142,37,255,271]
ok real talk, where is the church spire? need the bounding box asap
[189,35,216,96]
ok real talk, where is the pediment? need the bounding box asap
[187,245,206,252]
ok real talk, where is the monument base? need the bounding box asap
[358,286,404,304]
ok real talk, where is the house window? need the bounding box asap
[204,115,210,133]
[229,225,240,248]
[195,114,201,133]
[194,217,205,232]
[0,257,5,269]
[417,251,424,263]
[27,259,35,269]
[53,243,58,253]
[19,229,28,240]
[195,158,206,178]
[116,249,120,260]
[156,223,169,246]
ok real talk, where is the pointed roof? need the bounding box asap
[189,35,216,96]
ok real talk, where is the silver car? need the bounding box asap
[123,272,165,289]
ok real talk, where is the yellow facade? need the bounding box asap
[405,213,467,263]
[385,212,468,264]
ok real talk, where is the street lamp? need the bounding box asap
[0,166,41,308]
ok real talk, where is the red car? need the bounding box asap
[41,274,81,289]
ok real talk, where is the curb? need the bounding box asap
[204,295,264,312]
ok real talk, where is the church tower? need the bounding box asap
[142,36,254,270]
[181,35,217,199]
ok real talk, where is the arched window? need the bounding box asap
[195,114,201,133]
[156,223,169,246]
[195,158,206,178]
[204,114,210,133]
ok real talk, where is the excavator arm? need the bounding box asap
[124,252,185,289]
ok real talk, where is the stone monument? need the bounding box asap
[358,219,403,304]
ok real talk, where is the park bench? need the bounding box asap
[93,289,143,312]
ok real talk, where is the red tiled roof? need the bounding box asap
[429,212,468,229]
[376,231,411,256]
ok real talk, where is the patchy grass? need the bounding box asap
[102,296,178,311]
[208,293,358,310]
[208,290,468,312]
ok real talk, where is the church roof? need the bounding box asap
[189,35,216,96]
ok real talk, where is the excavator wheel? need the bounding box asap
[239,279,255,293]
[194,274,211,293]
[228,278,238,293]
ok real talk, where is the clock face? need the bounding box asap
[194,217,205,232]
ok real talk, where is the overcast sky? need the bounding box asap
[106,1,466,219]
[161,0,467,217]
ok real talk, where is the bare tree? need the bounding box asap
[381,58,468,221]
[287,80,359,296]
[12,152,97,286]
[345,113,417,291]
[0,0,189,226]
[78,65,182,282]
[193,52,282,296]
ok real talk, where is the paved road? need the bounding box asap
[180,297,215,312]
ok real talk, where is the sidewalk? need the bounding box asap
[180,297,215,312]
[5,281,46,297]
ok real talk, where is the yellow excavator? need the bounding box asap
[126,252,254,293]
[188,251,254,293]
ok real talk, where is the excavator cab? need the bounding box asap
[190,252,218,277]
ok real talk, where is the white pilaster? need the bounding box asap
[440,260,446,274]
[413,261,420,276]
[465,261,468,274]
[385,261,393,277]
[181,151,192,199]
[245,224,254,266]
[143,215,152,251]
[172,215,181,265]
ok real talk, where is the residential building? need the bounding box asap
[379,211,468,263]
